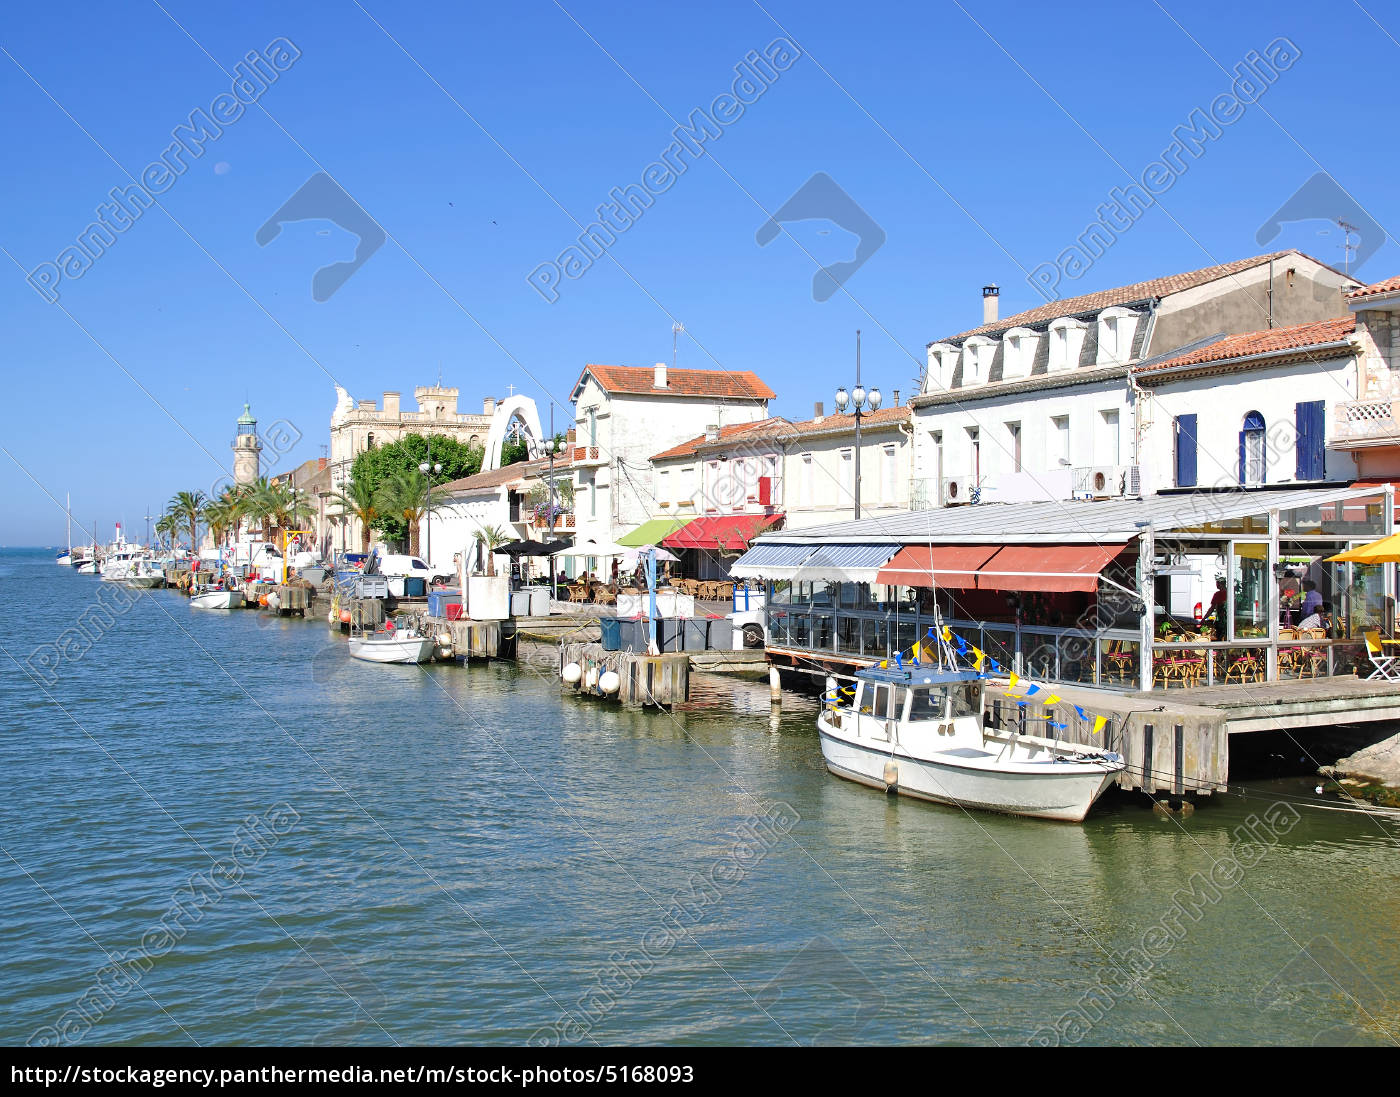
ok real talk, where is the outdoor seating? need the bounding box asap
[1364,630,1400,681]
[567,582,588,604]
[1224,651,1263,684]
[595,585,617,606]
[1104,642,1136,683]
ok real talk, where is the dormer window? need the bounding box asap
[1096,306,1142,365]
[1048,317,1088,371]
[926,343,959,391]
[962,337,996,386]
[1002,327,1039,380]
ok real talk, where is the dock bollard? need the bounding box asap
[769,666,782,708]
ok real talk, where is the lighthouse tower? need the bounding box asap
[232,403,262,485]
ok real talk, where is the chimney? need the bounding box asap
[813,401,824,423]
[654,361,668,389]
[892,389,900,407]
[483,396,496,416]
[382,391,401,416]
[982,284,1000,326]
[318,457,327,470]
[704,423,720,443]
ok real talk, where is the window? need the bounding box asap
[679,465,696,506]
[962,338,994,385]
[1097,409,1120,465]
[587,408,597,448]
[1174,414,1198,488]
[882,445,897,502]
[1240,411,1266,485]
[658,469,670,505]
[798,453,813,507]
[1096,307,1142,365]
[1050,415,1070,468]
[1002,328,1038,380]
[1048,318,1088,371]
[840,449,854,498]
[967,427,981,480]
[927,343,959,390]
[1006,421,1022,473]
[1295,400,1326,480]
[366,432,375,449]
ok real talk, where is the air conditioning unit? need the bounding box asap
[1076,464,1141,498]
[941,475,975,506]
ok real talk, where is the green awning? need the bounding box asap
[618,516,697,547]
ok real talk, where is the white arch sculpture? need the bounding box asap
[482,395,546,471]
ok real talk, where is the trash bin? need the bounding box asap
[618,618,646,650]
[528,587,551,616]
[707,618,733,650]
[682,618,709,651]
[402,576,427,598]
[599,617,622,652]
[510,590,531,617]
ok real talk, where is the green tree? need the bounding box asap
[330,476,381,553]
[350,433,492,545]
[375,467,446,557]
[166,490,206,553]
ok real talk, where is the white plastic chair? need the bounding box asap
[1364,631,1400,681]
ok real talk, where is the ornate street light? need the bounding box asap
[834,329,882,518]
[418,459,442,563]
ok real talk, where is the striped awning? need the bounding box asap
[730,542,898,582]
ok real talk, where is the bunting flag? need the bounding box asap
[910,641,921,664]
[941,627,952,642]
[1073,705,1089,722]
[972,648,986,670]
[894,652,903,668]
[1006,672,1020,691]
[1042,693,1061,706]
[1091,716,1107,736]
[1048,721,1067,730]
[1024,684,1040,697]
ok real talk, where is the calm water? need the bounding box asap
[2,547,1398,1046]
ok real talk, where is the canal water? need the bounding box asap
[2,548,1397,1046]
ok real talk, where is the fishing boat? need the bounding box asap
[124,556,166,588]
[347,622,436,665]
[818,660,1124,823]
[190,587,240,609]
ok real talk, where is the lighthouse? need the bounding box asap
[232,403,262,485]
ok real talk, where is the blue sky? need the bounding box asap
[1,0,1395,544]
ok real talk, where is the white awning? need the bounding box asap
[730,542,898,582]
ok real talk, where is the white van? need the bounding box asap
[374,553,454,596]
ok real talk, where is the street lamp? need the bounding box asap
[541,433,567,595]
[418,460,442,563]
[834,329,882,518]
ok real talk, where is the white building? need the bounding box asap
[568,362,774,555]
[645,405,914,577]
[913,251,1360,507]
[1330,275,1400,481]
[429,459,548,577]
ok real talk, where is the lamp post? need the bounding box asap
[541,433,565,595]
[417,459,442,563]
[833,329,882,519]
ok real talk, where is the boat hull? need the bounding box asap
[817,719,1121,823]
[190,590,239,609]
[347,635,436,664]
[125,575,165,588]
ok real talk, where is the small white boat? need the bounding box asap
[818,663,1124,823]
[77,559,100,575]
[348,625,436,665]
[56,551,73,567]
[190,589,239,609]
[124,556,166,588]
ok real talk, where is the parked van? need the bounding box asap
[373,553,454,597]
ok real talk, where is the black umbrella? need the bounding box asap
[500,539,557,557]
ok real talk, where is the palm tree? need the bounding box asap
[256,479,313,546]
[474,525,511,578]
[376,467,442,557]
[166,490,206,553]
[154,513,178,552]
[330,476,380,554]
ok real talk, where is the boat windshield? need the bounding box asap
[907,688,946,721]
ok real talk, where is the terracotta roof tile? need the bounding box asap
[1133,316,1356,377]
[438,458,548,495]
[650,406,911,462]
[1349,275,1400,301]
[941,250,1317,343]
[577,364,776,401]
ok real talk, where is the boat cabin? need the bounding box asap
[846,665,985,725]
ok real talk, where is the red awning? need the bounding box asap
[875,545,1001,589]
[975,543,1128,592]
[663,513,783,551]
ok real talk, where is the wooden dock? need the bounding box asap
[560,641,689,707]
[1134,675,1400,734]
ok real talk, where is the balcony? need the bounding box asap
[571,445,605,467]
[532,512,575,532]
[1333,398,1400,448]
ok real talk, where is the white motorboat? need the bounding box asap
[348,625,436,665]
[124,556,166,588]
[818,663,1125,823]
[101,542,141,582]
[190,589,240,609]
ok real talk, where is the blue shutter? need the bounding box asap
[1238,431,1246,485]
[1295,400,1325,480]
[1175,414,1198,488]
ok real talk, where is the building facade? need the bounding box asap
[1330,276,1400,479]
[912,251,1360,508]
[568,363,774,552]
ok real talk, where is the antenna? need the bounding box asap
[1338,219,1359,275]
[672,320,684,371]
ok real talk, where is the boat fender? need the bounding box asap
[599,670,621,695]
[584,666,599,692]
[882,760,899,790]
[562,662,582,685]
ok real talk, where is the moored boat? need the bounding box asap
[190,588,239,609]
[818,662,1124,823]
[348,623,436,665]
[124,556,166,588]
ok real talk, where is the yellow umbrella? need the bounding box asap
[1327,533,1400,563]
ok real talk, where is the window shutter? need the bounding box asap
[1238,431,1246,485]
[1295,400,1326,480]
[1175,414,1198,488]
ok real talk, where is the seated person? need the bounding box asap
[1297,601,1333,633]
